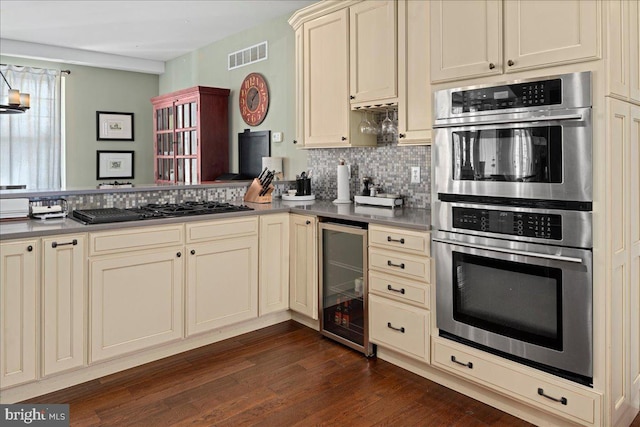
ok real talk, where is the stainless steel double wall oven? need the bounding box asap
[432,72,594,386]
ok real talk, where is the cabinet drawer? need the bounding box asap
[369,294,429,363]
[369,225,429,256]
[187,216,258,243]
[369,248,430,283]
[90,225,184,256]
[432,338,601,425]
[369,271,430,309]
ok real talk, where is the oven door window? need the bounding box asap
[452,252,562,350]
[452,126,562,183]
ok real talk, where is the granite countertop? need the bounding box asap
[0,199,430,240]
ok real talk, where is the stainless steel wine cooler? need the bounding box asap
[319,220,374,356]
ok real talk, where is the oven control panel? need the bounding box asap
[452,207,562,240]
[451,78,562,113]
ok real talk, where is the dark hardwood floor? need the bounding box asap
[26,321,640,426]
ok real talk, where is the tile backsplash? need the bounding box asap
[307,139,431,209]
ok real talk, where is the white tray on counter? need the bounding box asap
[354,195,403,209]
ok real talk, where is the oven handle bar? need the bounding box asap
[432,237,584,264]
[434,113,583,128]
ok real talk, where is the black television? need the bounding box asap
[216,129,271,180]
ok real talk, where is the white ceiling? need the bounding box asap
[0,0,316,73]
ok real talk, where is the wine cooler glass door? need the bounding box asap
[319,221,373,356]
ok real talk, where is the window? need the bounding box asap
[0,65,62,189]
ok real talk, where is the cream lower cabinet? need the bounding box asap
[430,0,600,83]
[88,225,184,363]
[605,99,640,425]
[397,0,431,145]
[186,217,258,335]
[368,225,431,363]
[289,214,318,320]
[259,214,290,316]
[432,337,602,426]
[0,239,38,389]
[41,234,86,376]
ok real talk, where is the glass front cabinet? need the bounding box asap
[151,86,230,184]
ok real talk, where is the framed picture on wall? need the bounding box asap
[96,111,134,141]
[97,150,135,179]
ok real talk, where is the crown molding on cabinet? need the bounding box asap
[288,0,362,29]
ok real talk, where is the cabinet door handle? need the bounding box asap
[176,252,182,258]
[387,260,405,269]
[293,140,298,144]
[27,245,33,252]
[398,133,406,138]
[350,95,355,100]
[387,322,405,333]
[387,284,405,294]
[190,249,196,255]
[341,136,347,141]
[387,236,405,244]
[489,62,496,69]
[507,59,515,67]
[537,388,567,405]
[306,220,311,225]
[451,355,473,369]
[51,239,77,248]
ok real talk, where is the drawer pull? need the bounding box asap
[451,355,473,369]
[387,322,405,333]
[387,284,405,294]
[537,388,567,405]
[387,236,405,244]
[387,260,405,269]
[51,239,77,248]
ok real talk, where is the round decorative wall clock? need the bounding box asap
[239,72,269,126]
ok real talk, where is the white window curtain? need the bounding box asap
[0,65,62,189]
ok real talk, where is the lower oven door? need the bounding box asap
[433,231,592,384]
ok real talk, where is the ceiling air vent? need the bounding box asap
[228,41,268,70]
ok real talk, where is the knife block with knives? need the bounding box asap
[244,168,275,203]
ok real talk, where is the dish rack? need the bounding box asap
[29,198,69,220]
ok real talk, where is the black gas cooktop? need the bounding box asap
[72,201,253,224]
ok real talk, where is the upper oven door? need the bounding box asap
[433,108,592,202]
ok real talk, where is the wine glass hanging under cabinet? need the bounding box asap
[151,86,230,184]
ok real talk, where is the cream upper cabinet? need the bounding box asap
[397,0,431,145]
[349,0,397,107]
[259,214,290,316]
[186,217,259,335]
[88,226,184,363]
[0,240,38,389]
[289,214,318,320]
[41,234,86,377]
[431,0,600,83]
[430,0,502,83]
[303,9,349,146]
[293,2,376,148]
[606,0,640,104]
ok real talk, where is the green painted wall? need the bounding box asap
[1,55,159,188]
[160,13,307,180]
